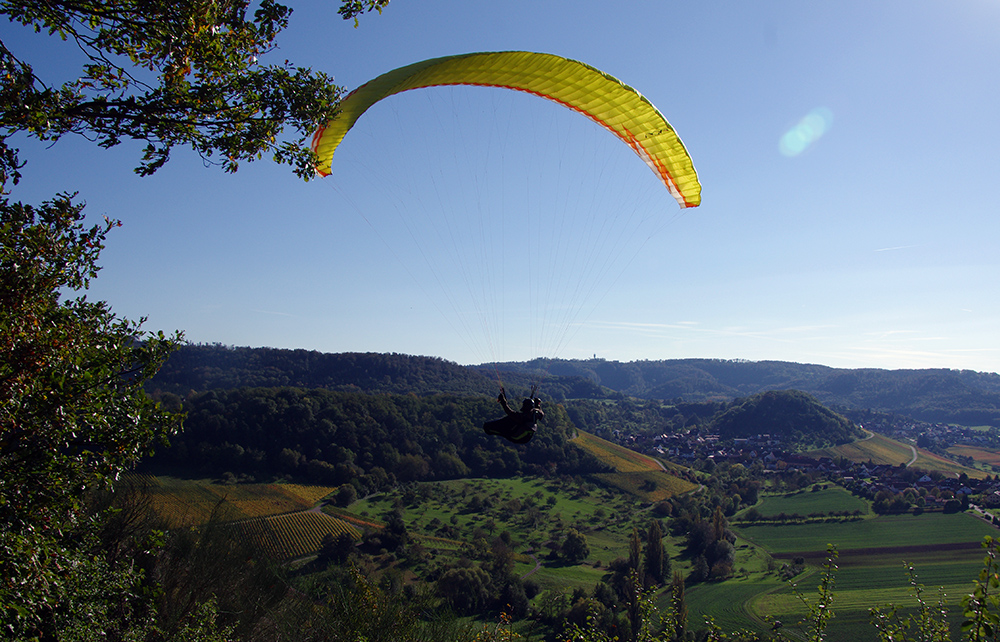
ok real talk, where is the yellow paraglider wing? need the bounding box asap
[312,51,701,208]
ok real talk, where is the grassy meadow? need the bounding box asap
[743,486,869,519]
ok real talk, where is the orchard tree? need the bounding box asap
[562,528,590,564]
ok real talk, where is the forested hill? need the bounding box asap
[149,345,608,400]
[146,387,605,489]
[712,390,863,448]
[150,345,1000,425]
[150,345,497,396]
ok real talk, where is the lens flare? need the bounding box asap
[780,107,833,157]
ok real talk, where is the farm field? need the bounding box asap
[736,511,997,554]
[128,471,673,583]
[912,447,987,479]
[746,486,869,518]
[572,430,699,501]
[807,432,913,466]
[125,466,999,639]
[572,430,664,472]
[948,444,1000,466]
[684,544,988,641]
[685,575,784,634]
[236,511,361,559]
[593,471,699,503]
[121,474,337,528]
[694,511,999,641]
[752,549,983,642]
[807,432,983,479]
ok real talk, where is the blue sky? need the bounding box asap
[8,1,1000,372]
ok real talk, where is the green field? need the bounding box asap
[682,511,1000,640]
[685,575,784,633]
[736,511,996,554]
[748,486,869,518]
[129,471,1000,640]
[687,553,984,642]
[752,551,982,642]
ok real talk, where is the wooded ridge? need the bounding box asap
[150,345,1000,426]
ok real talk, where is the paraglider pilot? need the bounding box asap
[483,388,543,444]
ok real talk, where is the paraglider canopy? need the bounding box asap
[312,51,701,209]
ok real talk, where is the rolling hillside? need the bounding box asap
[571,430,699,501]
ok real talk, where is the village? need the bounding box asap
[607,426,1000,514]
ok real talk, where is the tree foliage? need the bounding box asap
[150,344,499,396]
[507,357,1000,425]
[643,519,668,586]
[562,528,590,564]
[1,195,181,516]
[149,385,603,488]
[0,1,410,637]
[0,194,182,637]
[0,0,389,189]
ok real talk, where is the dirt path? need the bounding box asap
[906,444,918,467]
[520,552,542,580]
